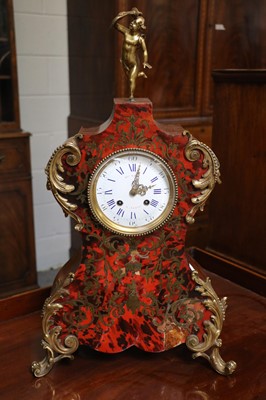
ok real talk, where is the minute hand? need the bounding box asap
[129,165,141,196]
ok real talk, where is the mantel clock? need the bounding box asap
[32,8,236,378]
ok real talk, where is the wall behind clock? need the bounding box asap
[13,0,70,271]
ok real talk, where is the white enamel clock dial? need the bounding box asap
[88,148,178,236]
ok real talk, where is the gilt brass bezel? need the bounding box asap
[87,148,178,236]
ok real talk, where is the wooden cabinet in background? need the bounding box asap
[205,70,266,290]
[67,0,213,137]
[116,0,207,121]
[203,0,266,114]
[67,0,266,253]
[210,70,266,274]
[67,0,266,141]
[0,0,37,297]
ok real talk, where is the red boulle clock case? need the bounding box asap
[32,99,236,377]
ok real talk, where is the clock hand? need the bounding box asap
[136,184,155,196]
[129,165,141,196]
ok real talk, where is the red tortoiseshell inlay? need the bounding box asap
[51,99,211,353]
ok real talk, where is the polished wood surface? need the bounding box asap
[209,70,266,279]
[0,270,265,399]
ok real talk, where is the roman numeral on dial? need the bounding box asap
[107,199,116,209]
[150,199,159,207]
[128,163,136,172]
[117,208,125,217]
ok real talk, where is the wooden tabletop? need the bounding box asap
[0,271,265,400]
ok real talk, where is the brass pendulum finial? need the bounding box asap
[111,7,152,100]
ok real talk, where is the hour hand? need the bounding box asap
[136,184,155,196]
[130,165,141,196]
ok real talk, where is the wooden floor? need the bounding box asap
[0,271,265,400]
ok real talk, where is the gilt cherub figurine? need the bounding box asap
[111,7,152,100]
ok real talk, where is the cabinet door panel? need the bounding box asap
[210,71,266,275]
[203,0,266,114]
[0,179,37,296]
[0,135,30,176]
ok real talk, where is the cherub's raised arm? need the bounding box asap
[111,11,128,33]
[111,8,142,33]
